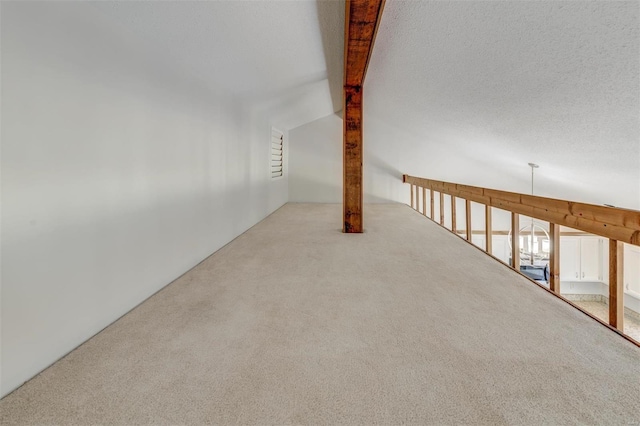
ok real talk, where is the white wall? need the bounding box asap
[289,114,343,202]
[0,3,289,397]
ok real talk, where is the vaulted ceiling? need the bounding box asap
[14,0,637,208]
[365,1,639,208]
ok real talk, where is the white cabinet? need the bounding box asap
[581,238,601,281]
[624,245,640,296]
[560,238,580,281]
[560,236,604,282]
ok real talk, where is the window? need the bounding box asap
[271,128,283,179]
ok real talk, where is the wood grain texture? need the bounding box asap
[343,0,386,233]
[549,223,560,293]
[451,196,457,233]
[430,190,435,219]
[423,187,427,216]
[344,0,386,87]
[609,240,624,330]
[511,213,520,270]
[485,205,492,253]
[343,87,363,232]
[466,200,472,241]
[404,175,640,246]
[410,184,415,209]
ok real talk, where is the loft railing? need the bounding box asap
[403,174,640,345]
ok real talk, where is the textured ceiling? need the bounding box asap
[366,0,639,208]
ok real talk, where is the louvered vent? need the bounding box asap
[271,128,283,179]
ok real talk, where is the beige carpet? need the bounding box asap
[1,203,639,425]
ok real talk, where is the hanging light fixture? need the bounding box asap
[528,163,539,265]
[507,163,551,281]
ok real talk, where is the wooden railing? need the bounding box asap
[403,174,640,343]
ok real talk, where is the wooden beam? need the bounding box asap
[343,0,386,233]
[439,192,444,225]
[422,187,427,216]
[451,196,457,233]
[485,205,492,253]
[416,186,420,212]
[549,223,560,293]
[343,86,363,232]
[609,240,624,331]
[403,175,640,246]
[511,213,520,270]
[466,199,472,241]
[344,0,386,87]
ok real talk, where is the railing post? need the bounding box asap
[451,196,457,233]
[439,192,444,225]
[465,199,472,241]
[410,184,415,209]
[422,187,427,216]
[430,190,434,219]
[549,223,560,293]
[485,205,492,254]
[511,213,520,270]
[416,186,420,212]
[609,240,624,331]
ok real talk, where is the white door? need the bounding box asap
[560,237,580,281]
[580,237,601,281]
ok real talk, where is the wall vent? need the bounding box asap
[271,128,283,179]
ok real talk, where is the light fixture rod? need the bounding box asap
[527,163,539,265]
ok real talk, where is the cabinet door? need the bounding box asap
[560,237,580,281]
[624,244,640,296]
[580,237,601,281]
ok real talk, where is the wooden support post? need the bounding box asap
[466,199,472,241]
[549,223,560,293]
[451,196,457,232]
[422,187,427,216]
[410,184,415,209]
[416,186,420,212]
[439,192,444,225]
[511,212,520,270]
[343,0,386,233]
[609,240,624,331]
[343,86,363,232]
[430,190,434,219]
[485,205,492,253]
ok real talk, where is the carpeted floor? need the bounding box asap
[1,203,639,425]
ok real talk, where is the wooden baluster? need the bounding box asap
[439,192,444,225]
[416,186,420,212]
[451,196,457,233]
[466,199,472,241]
[609,240,624,331]
[422,187,427,216]
[549,223,560,293]
[410,184,415,209]
[511,213,520,270]
[430,190,435,219]
[485,205,492,254]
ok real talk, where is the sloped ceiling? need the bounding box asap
[82,0,344,128]
[365,1,639,209]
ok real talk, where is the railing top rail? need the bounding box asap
[403,174,640,246]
